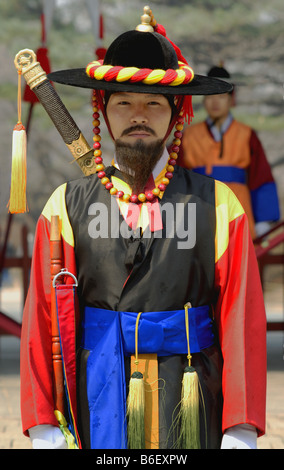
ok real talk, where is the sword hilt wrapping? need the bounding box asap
[34,79,80,144]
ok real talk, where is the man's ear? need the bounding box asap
[229,90,236,107]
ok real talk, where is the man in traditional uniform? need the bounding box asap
[20,9,267,450]
[179,64,280,240]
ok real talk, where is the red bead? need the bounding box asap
[165,172,173,179]
[171,145,180,153]
[95,156,102,164]
[93,127,100,135]
[92,112,99,119]
[169,159,177,166]
[130,194,139,203]
[177,116,184,123]
[116,191,124,199]
[174,131,182,139]
[105,182,113,190]
[146,191,155,201]
[93,141,101,149]
[97,171,106,179]
[158,183,167,192]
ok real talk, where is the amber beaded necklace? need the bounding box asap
[92,93,184,204]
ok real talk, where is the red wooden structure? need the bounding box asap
[0,216,31,338]
[254,220,284,331]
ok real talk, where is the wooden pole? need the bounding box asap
[50,215,64,414]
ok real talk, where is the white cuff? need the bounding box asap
[29,424,68,449]
[255,221,271,237]
[221,424,257,449]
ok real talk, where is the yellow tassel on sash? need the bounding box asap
[130,354,159,449]
[126,312,145,449]
[178,302,201,449]
[8,70,28,213]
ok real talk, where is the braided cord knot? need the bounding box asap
[86,60,194,86]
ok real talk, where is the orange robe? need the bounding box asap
[180,119,280,239]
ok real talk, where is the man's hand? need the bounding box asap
[29,424,68,449]
[221,424,257,449]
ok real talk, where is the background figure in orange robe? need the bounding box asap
[179,65,280,240]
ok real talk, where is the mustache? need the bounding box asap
[120,125,157,137]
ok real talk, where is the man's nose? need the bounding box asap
[130,105,148,124]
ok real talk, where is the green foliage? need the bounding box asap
[0,0,42,19]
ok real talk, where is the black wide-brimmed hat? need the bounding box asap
[48,30,232,96]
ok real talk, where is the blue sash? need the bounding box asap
[81,306,215,449]
[193,165,246,184]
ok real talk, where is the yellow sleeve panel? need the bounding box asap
[42,183,74,248]
[215,180,245,263]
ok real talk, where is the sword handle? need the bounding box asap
[14,49,96,175]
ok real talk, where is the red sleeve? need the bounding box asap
[20,184,77,436]
[214,181,267,436]
[247,130,275,190]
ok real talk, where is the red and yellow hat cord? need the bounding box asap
[86,60,194,86]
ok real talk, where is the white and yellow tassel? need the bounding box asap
[8,70,28,214]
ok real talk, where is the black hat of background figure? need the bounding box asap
[207,65,231,79]
[207,65,234,94]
